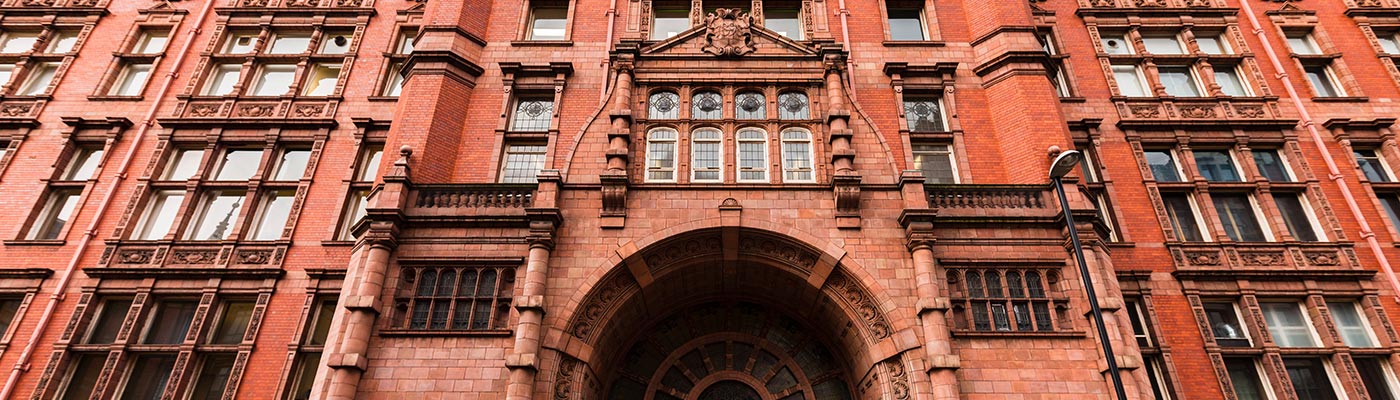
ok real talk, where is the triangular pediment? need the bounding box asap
[639,22,821,58]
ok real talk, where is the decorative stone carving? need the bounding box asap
[293,104,325,118]
[568,274,637,339]
[554,358,579,400]
[1134,0,1167,6]
[2,104,33,117]
[1129,105,1160,118]
[1238,251,1284,266]
[702,9,756,57]
[824,272,892,341]
[117,249,155,264]
[642,235,723,270]
[236,250,274,264]
[886,359,911,400]
[1304,251,1341,266]
[237,104,276,117]
[1234,104,1266,118]
[1182,251,1221,266]
[169,249,219,264]
[737,236,819,270]
[189,104,220,117]
[1178,104,1217,118]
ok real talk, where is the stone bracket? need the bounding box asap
[916,297,950,315]
[514,295,545,312]
[834,174,862,229]
[327,352,369,372]
[600,172,628,228]
[925,354,961,372]
[505,353,538,371]
[342,295,381,313]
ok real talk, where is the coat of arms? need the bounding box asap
[702,8,756,57]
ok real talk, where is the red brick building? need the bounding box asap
[0,0,1399,398]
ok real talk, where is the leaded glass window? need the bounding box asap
[691,129,722,182]
[501,144,547,183]
[949,268,1061,332]
[903,96,945,132]
[737,129,768,182]
[778,92,809,120]
[509,96,554,132]
[649,91,680,119]
[735,92,765,119]
[398,266,515,331]
[647,128,678,181]
[780,129,813,182]
[692,91,723,119]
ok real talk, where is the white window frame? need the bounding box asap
[1112,64,1150,97]
[689,128,723,183]
[247,189,295,241]
[1286,31,1322,55]
[265,31,312,55]
[132,190,185,241]
[1356,148,1396,182]
[780,128,815,183]
[736,128,769,183]
[1196,32,1232,55]
[645,128,677,182]
[203,64,242,96]
[1261,301,1320,348]
[1101,32,1134,55]
[1206,302,1254,345]
[1243,194,1276,242]
[1214,64,1253,97]
[1194,149,1245,182]
[1236,358,1279,400]
[221,32,259,54]
[1288,193,1327,242]
[1146,149,1187,182]
[1141,32,1186,55]
[1305,64,1348,97]
[1326,301,1377,348]
[1377,30,1400,54]
[1157,65,1205,98]
[1165,192,1212,242]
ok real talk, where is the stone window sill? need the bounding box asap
[2,239,66,246]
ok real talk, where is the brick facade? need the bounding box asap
[0,0,1398,399]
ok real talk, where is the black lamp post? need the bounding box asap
[1050,150,1129,400]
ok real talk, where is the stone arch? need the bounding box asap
[548,223,916,400]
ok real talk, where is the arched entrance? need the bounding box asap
[554,227,908,400]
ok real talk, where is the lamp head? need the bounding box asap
[1049,149,1084,179]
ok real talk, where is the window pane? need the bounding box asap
[46,31,78,53]
[648,91,680,119]
[1305,65,1342,97]
[1356,357,1398,400]
[144,300,198,344]
[187,191,246,240]
[287,353,322,400]
[737,130,767,182]
[120,354,178,400]
[1213,194,1266,242]
[135,191,184,240]
[1284,358,1340,400]
[1162,193,1203,242]
[735,92,766,119]
[778,92,809,120]
[1225,358,1268,400]
[318,31,352,54]
[214,150,262,181]
[1252,150,1290,181]
[1142,34,1183,54]
[110,63,153,96]
[691,130,721,182]
[501,144,547,183]
[1262,302,1316,347]
[307,300,337,346]
[1287,33,1320,55]
[1113,65,1146,97]
[271,149,310,181]
[33,190,81,240]
[338,189,369,241]
[204,64,241,96]
[1384,196,1400,228]
[1204,302,1248,344]
[396,31,416,54]
[0,31,38,53]
[222,33,258,54]
[913,144,955,184]
[647,129,676,181]
[0,64,14,86]
[0,299,20,336]
[766,8,802,40]
[1102,33,1132,54]
[189,354,236,400]
[58,354,105,400]
[357,146,384,182]
[1125,300,1151,347]
[652,8,690,40]
[1215,68,1249,97]
[1194,150,1240,181]
[1144,357,1172,400]
[1379,33,1400,54]
[64,147,104,181]
[1158,66,1201,97]
[691,91,722,119]
[1145,150,1181,181]
[383,62,405,96]
[268,33,311,54]
[887,8,925,41]
[302,64,341,96]
[1356,150,1391,182]
[1198,35,1227,54]
[782,130,813,182]
[251,64,296,96]
[134,31,169,54]
[529,7,568,40]
[1327,302,1375,347]
[1273,194,1319,242]
[19,62,58,96]
[903,97,945,132]
[509,97,554,132]
[211,301,255,344]
[86,298,131,344]
[250,189,295,241]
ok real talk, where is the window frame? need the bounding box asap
[690,128,724,183]
[645,128,679,183]
[779,128,815,183]
[1259,301,1321,348]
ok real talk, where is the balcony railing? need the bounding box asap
[926,184,1049,210]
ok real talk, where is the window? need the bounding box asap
[85,298,132,344]
[18,62,57,96]
[251,64,296,96]
[913,144,957,184]
[286,299,336,400]
[1355,357,1399,400]
[765,8,802,40]
[1214,66,1251,97]
[338,189,368,241]
[1040,32,1072,97]
[222,32,258,54]
[162,148,205,181]
[527,4,568,40]
[382,62,406,97]
[1113,65,1148,97]
[1213,194,1267,242]
[948,268,1063,332]
[396,265,516,330]
[133,191,184,240]
[1126,300,1173,400]
[1253,150,1291,182]
[1204,302,1250,346]
[381,29,415,97]
[1197,33,1230,55]
[646,129,677,182]
[509,95,554,132]
[1304,65,1344,97]
[1126,300,1153,347]
[781,129,814,182]
[0,64,14,86]
[301,64,341,96]
[1327,302,1374,347]
[209,301,254,344]
[63,147,104,181]
[0,298,21,335]
[691,129,722,182]
[30,189,80,240]
[248,189,294,241]
[1383,195,1400,229]
[692,91,722,119]
[213,149,261,181]
[1195,150,1241,181]
[133,30,169,54]
[110,63,153,96]
[267,32,312,54]
[1162,193,1204,242]
[1144,357,1173,400]
[1102,33,1133,55]
[1261,302,1316,347]
[204,64,242,96]
[886,7,926,41]
[1142,33,1185,54]
[318,30,352,54]
[1146,150,1182,182]
[1225,358,1270,400]
[1378,31,1400,54]
[356,145,384,182]
[189,354,236,400]
[1158,66,1202,97]
[735,91,766,119]
[271,149,309,181]
[142,300,197,344]
[778,92,809,120]
[119,354,178,400]
[651,4,690,40]
[46,31,77,54]
[56,354,105,400]
[737,129,768,182]
[0,31,38,53]
[186,190,246,241]
[1356,149,1392,182]
[902,96,945,132]
[1283,358,1340,400]
[649,91,680,119]
[1287,32,1321,55]
[1273,194,1319,242]
[339,144,381,240]
[500,144,547,183]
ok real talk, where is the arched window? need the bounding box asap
[777,92,809,120]
[649,91,680,119]
[691,91,723,119]
[735,91,765,119]
[646,128,678,182]
[691,128,723,182]
[737,128,768,182]
[780,128,813,182]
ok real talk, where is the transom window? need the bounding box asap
[735,91,766,119]
[649,91,680,119]
[902,96,946,132]
[692,91,723,119]
[509,94,555,132]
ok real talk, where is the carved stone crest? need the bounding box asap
[702,9,756,57]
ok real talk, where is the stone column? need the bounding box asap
[899,172,958,399]
[506,170,562,400]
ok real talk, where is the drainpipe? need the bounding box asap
[1237,0,1400,300]
[600,0,618,104]
[833,0,857,102]
[0,0,218,397]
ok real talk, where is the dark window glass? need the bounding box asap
[1203,302,1249,346]
[1273,194,1319,242]
[307,300,336,346]
[1252,150,1290,181]
[1225,358,1268,400]
[902,97,945,132]
[120,354,178,400]
[1125,300,1151,347]
[1356,150,1391,182]
[189,354,236,400]
[400,267,513,331]
[287,353,322,400]
[887,8,925,41]
[1284,358,1340,400]
[1145,150,1181,182]
[1144,357,1172,400]
[87,298,132,344]
[1195,150,1241,181]
[1162,193,1203,242]
[1356,357,1398,400]
[144,300,198,344]
[59,354,105,400]
[210,301,255,344]
[0,298,21,335]
[1381,195,1400,228]
[1213,194,1266,242]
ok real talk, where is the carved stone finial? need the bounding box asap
[702,9,757,57]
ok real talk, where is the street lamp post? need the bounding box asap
[1049,150,1130,400]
